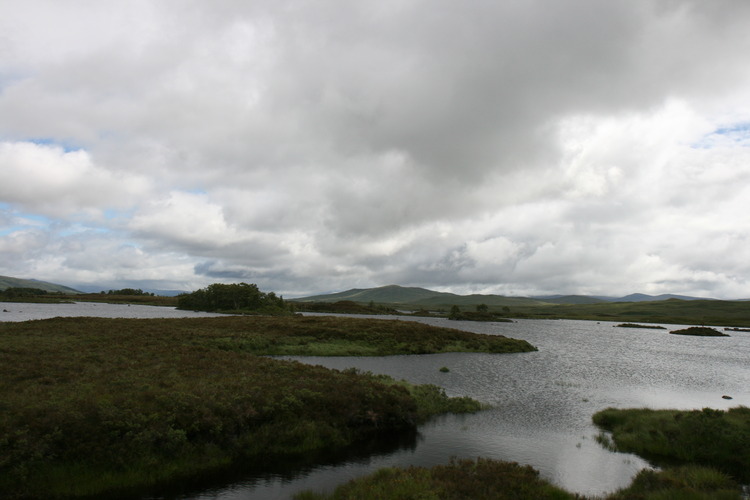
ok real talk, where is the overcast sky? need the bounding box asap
[2,0,750,298]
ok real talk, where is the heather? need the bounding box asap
[0,315,524,498]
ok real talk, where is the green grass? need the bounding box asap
[294,457,578,500]
[509,299,750,327]
[669,326,729,337]
[185,315,537,356]
[294,460,742,500]
[593,406,750,483]
[607,466,740,500]
[0,316,519,499]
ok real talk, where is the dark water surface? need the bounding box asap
[4,304,749,498]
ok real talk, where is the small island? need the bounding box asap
[669,326,729,337]
[614,323,666,329]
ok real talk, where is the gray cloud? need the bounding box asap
[2,1,750,298]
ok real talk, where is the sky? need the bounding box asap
[1,0,750,299]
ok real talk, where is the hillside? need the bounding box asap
[0,275,82,294]
[293,285,546,308]
[532,295,607,305]
[295,285,717,308]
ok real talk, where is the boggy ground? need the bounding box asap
[593,406,750,484]
[294,406,750,499]
[0,315,531,499]
[294,458,741,500]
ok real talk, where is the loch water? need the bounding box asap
[3,304,749,498]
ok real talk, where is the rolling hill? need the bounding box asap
[293,285,547,308]
[296,285,716,308]
[0,275,82,294]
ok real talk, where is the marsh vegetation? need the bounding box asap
[0,315,531,498]
[669,326,730,337]
[614,323,666,329]
[593,406,750,483]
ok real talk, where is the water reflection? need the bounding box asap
[143,430,421,500]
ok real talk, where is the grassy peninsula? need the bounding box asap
[593,406,750,483]
[295,458,577,500]
[294,458,741,500]
[0,315,531,499]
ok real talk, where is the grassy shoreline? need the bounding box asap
[593,406,750,483]
[293,405,749,500]
[0,316,524,498]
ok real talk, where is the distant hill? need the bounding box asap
[532,295,607,305]
[606,293,711,302]
[294,285,547,308]
[294,285,722,309]
[297,285,442,304]
[0,275,82,294]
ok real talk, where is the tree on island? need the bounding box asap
[177,282,287,314]
[101,288,154,296]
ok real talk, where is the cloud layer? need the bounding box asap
[2,0,750,298]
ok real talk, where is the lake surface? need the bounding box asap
[0,301,229,321]
[3,304,749,498]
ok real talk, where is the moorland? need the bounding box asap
[0,315,532,498]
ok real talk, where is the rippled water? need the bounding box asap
[0,301,228,321]
[3,305,749,498]
[186,315,750,499]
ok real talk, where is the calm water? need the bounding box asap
[0,301,229,321]
[3,304,749,498]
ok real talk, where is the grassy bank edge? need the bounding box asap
[592,406,750,483]
[292,458,741,500]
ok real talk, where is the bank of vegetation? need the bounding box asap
[614,323,666,329]
[293,300,398,315]
[297,405,749,499]
[0,315,533,498]
[507,299,750,327]
[295,458,578,500]
[295,458,741,500]
[669,326,729,337]
[0,287,72,303]
[593,406,750,484]
[448,304,514,322]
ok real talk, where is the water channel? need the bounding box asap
[3,303,749,498]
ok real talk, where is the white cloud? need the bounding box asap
[2,1,750,298]
[0,141,150,218]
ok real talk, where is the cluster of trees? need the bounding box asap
[448,304,512,322]
[177,282,287,313]
[100,288,154,296]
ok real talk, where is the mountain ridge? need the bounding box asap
[293,285,718,307]
[0,275,82,294]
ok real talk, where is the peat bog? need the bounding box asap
[0,315,531,499]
